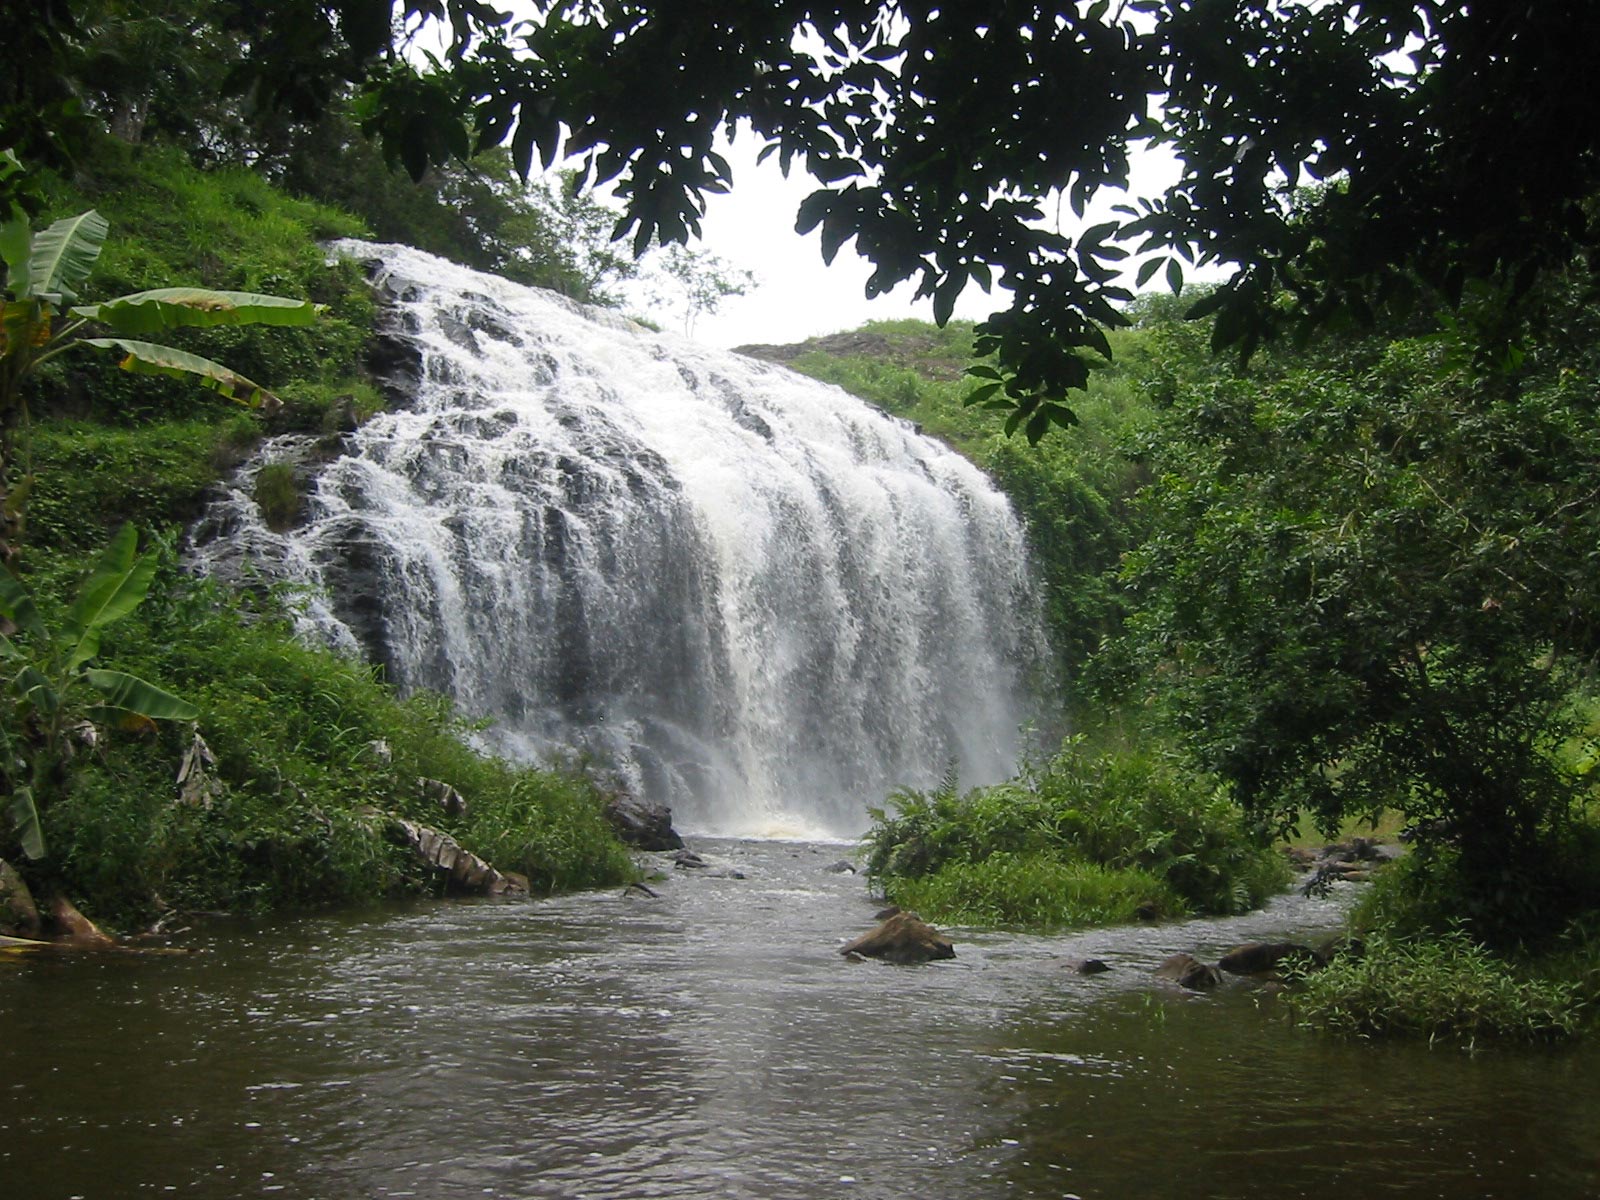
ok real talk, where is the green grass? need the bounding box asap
[1286,928,1588,1045]
[887,852,1181,930]
[864,738,1291,931]
[24,531,633,931]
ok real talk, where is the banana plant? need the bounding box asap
[0,149,318,545]
[0,523,198,860]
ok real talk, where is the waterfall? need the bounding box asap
[191,241,1047,837]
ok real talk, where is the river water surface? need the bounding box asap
[3,839,1597,1199]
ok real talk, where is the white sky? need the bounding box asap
[617,133,1195,350]
[410,8,1207,350]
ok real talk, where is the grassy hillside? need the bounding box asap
[2,144,633,932]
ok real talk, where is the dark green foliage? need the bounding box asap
[863,738,1290,930]
[252,462,301,532]
[1124,287,1600,943]
[34,555,631,927]
[1285,928,1587,1045]
[209,2,1600,431]
[27,420,222,551]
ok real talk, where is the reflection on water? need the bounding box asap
[2,839,1596,1199]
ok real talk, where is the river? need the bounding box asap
[3,838,1596,1199]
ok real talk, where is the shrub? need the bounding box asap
[29,551,632,927]
[252,462,302,531]
[1286,928,1586,1045]
[888,852,1181,929]
[864,738,1290,930]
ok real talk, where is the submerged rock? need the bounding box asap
[1066,957,1112,975]
[1154,952,1222,991]
[824,860,857,874]
[840,912,956,964]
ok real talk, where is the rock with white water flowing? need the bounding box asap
[190,241,1047,838]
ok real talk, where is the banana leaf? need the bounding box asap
[6,785,43,860]
[27,210,107,306]
[84,667,199,722]
[62,523,153,669]
[0,213,28,287]
[82,338,276,405]
[72,287,318,333]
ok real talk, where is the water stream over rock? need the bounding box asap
[191,243,1046,838]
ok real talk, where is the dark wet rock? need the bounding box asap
[707,869,747,880]
[1066,958,1111,975]
[1133,900,1162,922]
[437,309,482,355]
[824,860,857,874]
[840,912,956,964]
[672,849,708,869]
[387,817,527,896]
[1154,952,1222,991]
[0,859,41,939]
[873,905,903,921]
[44,894,117,948]
[367,331,422,405]
[603,793,684,851]
[1219,942,1323,976]
[624,881,660,898]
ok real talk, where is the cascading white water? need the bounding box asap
[191,241,1047,837]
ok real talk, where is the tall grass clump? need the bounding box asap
[863,738,1289,930]
[1286,928,1586,1045]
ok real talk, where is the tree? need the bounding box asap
[205,2,1600,431]
[646,244,755,336]
[1123,283,1600,941]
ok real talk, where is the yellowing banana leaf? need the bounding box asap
[0,933,54,954]
[72,287,318,333]
[27,210,107,306]
[83,337,277,405]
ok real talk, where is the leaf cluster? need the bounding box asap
[863,736,1288,927]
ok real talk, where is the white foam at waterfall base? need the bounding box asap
[189,240,1050,839]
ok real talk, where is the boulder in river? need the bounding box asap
[1066,957,1111,975]
[604,792,684,851]
[840,912,956,964]
[44,894,118,949]
[1219,942,1324,976]
[1154,952,1222,991]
